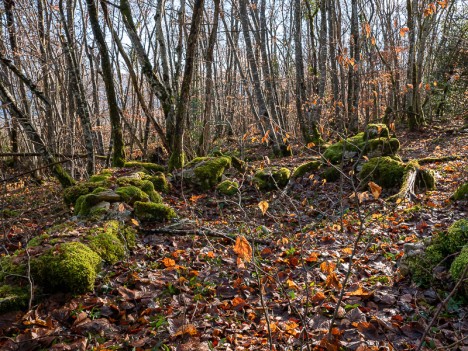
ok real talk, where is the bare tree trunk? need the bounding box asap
[168,0,205,170]
[347,0,360,132]
[86,0,125,167]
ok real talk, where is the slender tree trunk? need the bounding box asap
[86,0,125,167]
[347,0,360,132]
[168,0,205,170]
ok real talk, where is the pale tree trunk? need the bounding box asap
[59,0,95,174]
[347,0,360,132]
[168,0,205,170]
[198,0,220,156]
[313,0,327,134]
[86,0,125,167]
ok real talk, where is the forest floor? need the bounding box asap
[0,120,467,351]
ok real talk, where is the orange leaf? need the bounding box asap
[347,286,373,297]
[437,0,448,8]
[342,247,353,255]
[130,218,139,226]
[325,272,342,290]
[306,252,319,262]
[368,181,382,199]
[320,261,336,274]
[307,142,316,148]
[233,236,252,262]
[399,27,409,37]
[258,201,269,215]
[173,324,198,337]
[231,296,247,308]
[311,291,326,303]
[162,257,176,268]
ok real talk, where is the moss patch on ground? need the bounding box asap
[134,201,176,222]
[0,284,29,313]
[32,242,101,293]
[254,167,291,190]
[124,161,165,173]
[292,161,321,178]
[452,182,468,201]
[144,173,170,193]
[217,180,239,196]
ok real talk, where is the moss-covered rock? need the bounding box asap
[323,131,400,164]
[322,166,341,182]
[184,156,232,190]
[125,161,165,173]
[450,245,468,297]
[0,284,29,313]
[231,156,247,173]
[74,194,101,216]
[217,180,239,196]
[452,183,468,201]
[89,231,125,264]
[254,167,291,190]
[402,244,444,286]
[89,173,112,183]
[0,255,26,282]
[292,161,321,178]
[439,219,468,256]
[32,242,101,293]
[115,185,150,205]
[144,172,170,193]
[359,156,405,188]
[63,182,106,205]
[134,201,177,222]
[364,123,390,139]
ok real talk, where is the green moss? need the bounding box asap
[452,183,468,201]
[53,164,76,188]
[417,169,436,190]
[134,201,176,222]
[32,242,101,293]
[0,209,20,218]
[0,284,29,313]
[117,177,163,202]
[89,231,125,264]
[89,174,111,183]
[27,234,50,248]
[115,185,150,205]
[124,161,165,173]
[189,156,232,190]
[0,255,26,282]
[365,123,390,139]
[168,152,185,171]
[74,194,101,216]
[442,219,468,255]
[323,131,400,164]
[144,173,170,193]
[322,166,340,182]
[231,156,247,173]
[450,245,468,297]
[120,226,137,249]
[406,245,444,286]
[292,161,321,178]
[217,180,239,196]
[254,167,291,190]
[359,156,405,188]
[91,187,108,194]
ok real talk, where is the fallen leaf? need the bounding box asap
[368,181,382,199]
[233,236,252,263]
[258,201,269,215]
[162,257,176,268]
[173,324,198,337]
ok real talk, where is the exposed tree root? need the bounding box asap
[417,155,466,164]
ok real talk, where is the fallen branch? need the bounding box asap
[417,155,466,165]
[139,225,270,245]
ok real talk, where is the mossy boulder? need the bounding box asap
[0,255,26,282]
[231,156,247,173]
[323,130,400,164]
[89,173,112,183]
[450,245,468,297]
[89,231,125,264]
[217,180,239,196]
[63,182,107,205]
[32,242,101,293]
[452,183,468,201]
[183,156,232,190]
[322,166,341,182]
[292,161,321,178]
[254,167,291,190]
[359,156,406,188]
[144,172,170,193]
[115,185,150,205]
[364,123,390,139]
[134,201,176,222]
[402,219,468,288]
[74,194,101,216]
[124,161,165,173]
[0,284,29,313]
